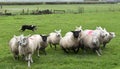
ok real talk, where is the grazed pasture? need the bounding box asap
[0,4,120,69]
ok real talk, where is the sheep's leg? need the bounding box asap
[37,49,40,57]
[43,49,47,55]
[22,55,24,60]
[72,48,76,53]
[67,48,71,52]
[50,43,52,48]
[22,29,25,32]
[75,48,79,54]
[98,48,102,55]
[54,44,57,50]
[81,45,86,54]
[14,51,19,60]
[32,29,35,32]
[95,50,101,56]
[13,55,17,60]
[103,43,106,48]
[62,47,68,53]
[30,58,33,63]
[28,54,32,67]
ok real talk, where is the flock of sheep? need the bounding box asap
[8,25,115,67]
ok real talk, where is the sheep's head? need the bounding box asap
[19,34,29,47]
[41,35,48,42]
[71,30,81,38]
[54,29,61,37]
[109,32,116,38]
[96,27,109,38]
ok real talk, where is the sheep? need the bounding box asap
[9,35,21,60]
[96,27,110,44]
[102,32,115,48]
[47,29,62,50]
[96,27,116,48]
[39,34,48,55]
[29,34,42,57]
[60,30,81,53]
[20,25,37,32]
[18,34,39,67]
[80,33,101,56]
[79,27,109,56]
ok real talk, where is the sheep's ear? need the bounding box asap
[54,29,57,32]
[71,31,74,33]
[14,35,17,38]
[40,34,42,36]
[79,26,82,29]
[59,29,61,32]
[104,28,106,31]
[21,34,24,37]
[46,35,49,37]
[99,26,103,30]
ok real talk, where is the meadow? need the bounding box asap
[0,4,120,69]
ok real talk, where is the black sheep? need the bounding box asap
[20,25,37,32]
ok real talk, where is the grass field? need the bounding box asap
[0,4,120,69]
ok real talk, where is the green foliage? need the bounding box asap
[0,4,120,69]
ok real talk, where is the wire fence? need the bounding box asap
[0,4,120,15]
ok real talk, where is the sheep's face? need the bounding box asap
[72,31,81,38]
[55,29,61,37]
[109,32,115,38]
[41,35,48,42]
[19,36,28,47]
[96,27,109,38]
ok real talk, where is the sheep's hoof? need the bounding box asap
[38,55,40,58]
[96,50,101,56]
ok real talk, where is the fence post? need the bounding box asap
[22,9,24,14]
[27,8,29,14]
[5,10,7,14]
[0,5,2,9]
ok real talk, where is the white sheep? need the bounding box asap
[60,31,81,53]
[30,34,42,57]
[79,27,109,56]
[96,27,109,44]
[47,29,62,50]
[18,34,39,67]
[96,27,116,48]
[81,33,102,56]
[9,35,21,60]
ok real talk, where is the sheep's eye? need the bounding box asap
[23,38,26,42]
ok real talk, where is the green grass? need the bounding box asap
[0,4,120,69]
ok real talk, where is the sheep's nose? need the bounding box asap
[19,43,22,46]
